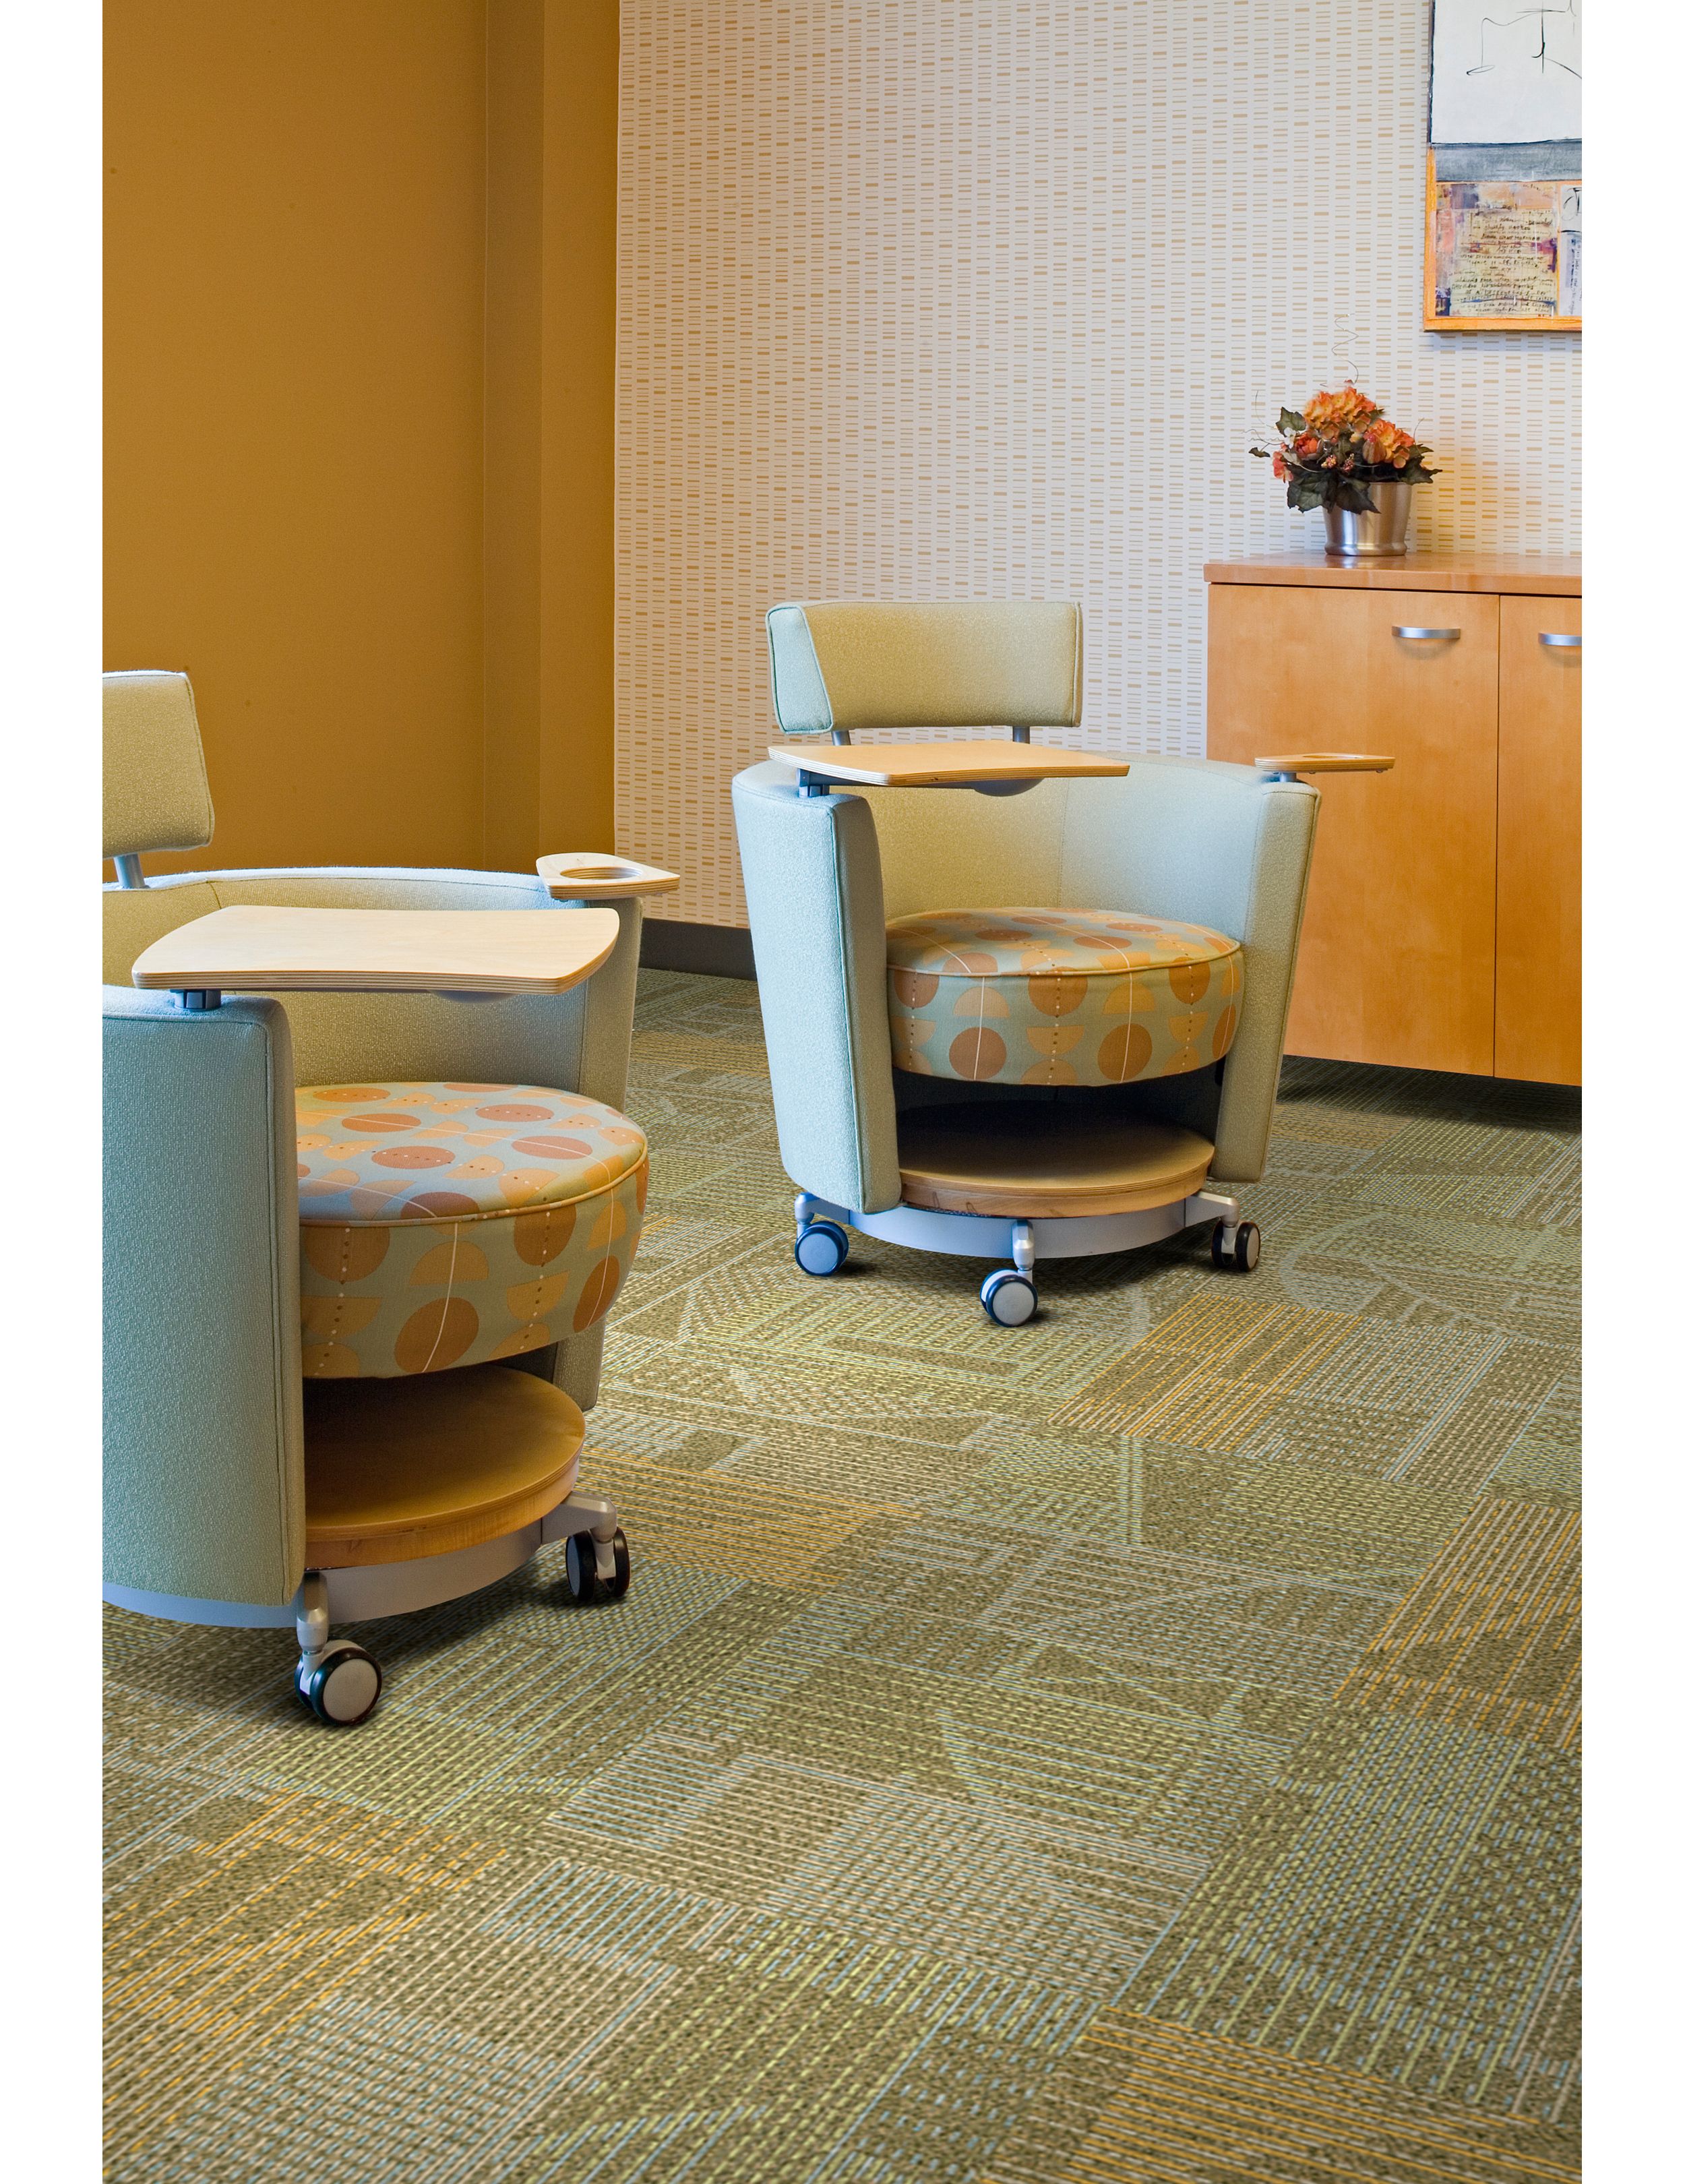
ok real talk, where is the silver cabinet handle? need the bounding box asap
[1392,625,1461,641]
[1539,632,1581,648]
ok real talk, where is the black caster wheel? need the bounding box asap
[981,1268,1039,1325]
[794,1219,849,1276]
[297,1641,382,1726]
[564,1531,599,1604]
[1212,1220,1262,1273]
[565,1529,632,1604]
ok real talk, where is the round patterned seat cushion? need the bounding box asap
[885,907,1244,1087]
[295,1081,647,1378]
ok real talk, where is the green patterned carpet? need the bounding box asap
[104,970,1581,2183]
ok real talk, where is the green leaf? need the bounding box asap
[1279,408,1306,433]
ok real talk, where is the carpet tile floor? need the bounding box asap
[104,969,1581,2182]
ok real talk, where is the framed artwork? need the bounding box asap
[1426,3,1582,332]
[1429,0,1581,146]
[1424,153,1581,331]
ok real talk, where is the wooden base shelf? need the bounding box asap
[896,1103,1213,1217]
[303,1364,585,1566]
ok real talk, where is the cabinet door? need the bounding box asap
[1496,595,1581,1084]
[1206,584,1500,1074]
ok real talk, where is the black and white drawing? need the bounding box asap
[1430,0,1582,145]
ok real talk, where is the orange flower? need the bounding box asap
[1361,419,1417,467]
[1260,384,1434,497]
[1303,382,1381,434]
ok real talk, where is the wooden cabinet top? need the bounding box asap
[1203,550,1581,597]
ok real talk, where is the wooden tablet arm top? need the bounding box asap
[1252,752,1395,775]
[537,853,681,900]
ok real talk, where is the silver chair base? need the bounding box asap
[793,1186,1249,1323]
[103,1480,625,1724]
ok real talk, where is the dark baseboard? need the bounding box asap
[639,917,757,980]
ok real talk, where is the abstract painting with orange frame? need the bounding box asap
[1425,153,1581,332]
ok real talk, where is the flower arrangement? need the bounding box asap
[1251,384,1439,514]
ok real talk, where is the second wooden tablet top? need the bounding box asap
[131,904,621,995]
[768,740,1132,788]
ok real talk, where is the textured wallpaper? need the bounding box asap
[616,2,1581,924]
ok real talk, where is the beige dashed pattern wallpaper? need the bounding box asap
[615,2,1581,926]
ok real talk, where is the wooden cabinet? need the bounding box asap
[1204,552,1581,1084]
[1495,595,1581,1084]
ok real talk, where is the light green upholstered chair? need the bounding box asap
[104,671,653,1722]
[732,601,1322,1322]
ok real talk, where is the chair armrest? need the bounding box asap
[732,763,902,1213]
[103,990,305,1606]
[1211,778,1320,1182]
[1060,758,1320,1182]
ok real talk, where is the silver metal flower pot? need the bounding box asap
[1322,479,1415,557]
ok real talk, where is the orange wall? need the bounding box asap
[105,0,620,878]
[482,0,619,874]
[538,0,620,869]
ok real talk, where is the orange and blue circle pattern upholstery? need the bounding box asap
[885,907,1244,1087]
[295,1081,647,1377]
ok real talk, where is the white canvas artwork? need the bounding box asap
[1430,1,1582,144]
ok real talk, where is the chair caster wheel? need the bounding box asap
[794,1219,849,1276]
[297,1641,382,1726]
[1212,1219,1261,1273]
[981,1268,1039,1325]
[565,1531,598,1603]
[565,1529,630,1603]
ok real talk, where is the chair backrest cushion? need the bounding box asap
[766,601,1082,734]
[104,670,215,859]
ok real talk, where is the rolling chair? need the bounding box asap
[103,671,665,1722]
[732,601,1372,1322]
